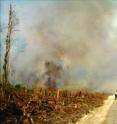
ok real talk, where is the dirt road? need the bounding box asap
[103,98,117,124]
[76,96,115,124]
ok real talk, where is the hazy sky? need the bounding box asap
[1,0,117,92]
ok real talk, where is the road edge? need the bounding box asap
[76,95,114,124]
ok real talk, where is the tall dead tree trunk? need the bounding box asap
[2,5,14,85]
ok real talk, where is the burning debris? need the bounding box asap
[0,87,108,124]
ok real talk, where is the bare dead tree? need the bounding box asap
[2,4,17,85]
[45,61,62,89]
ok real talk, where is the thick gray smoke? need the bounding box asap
[2,0,117,92]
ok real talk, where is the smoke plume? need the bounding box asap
[1,0,117,92]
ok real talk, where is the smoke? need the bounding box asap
[3,0,117,92]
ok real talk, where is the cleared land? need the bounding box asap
[0,87,108,124]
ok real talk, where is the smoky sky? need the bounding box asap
[1,0,117,92]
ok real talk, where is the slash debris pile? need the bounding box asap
[0,87,108,124]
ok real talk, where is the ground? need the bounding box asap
[103,98,117,124]
[77,95,116,124]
